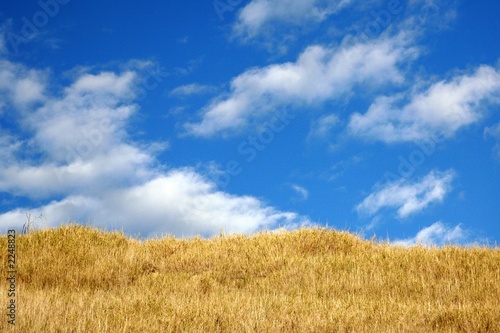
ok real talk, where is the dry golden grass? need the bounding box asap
[0,224,499,332]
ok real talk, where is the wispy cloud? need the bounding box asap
[308,114,339,138]
[291,184,309,200]
[0,30,6,54]
[484,122,500,159]
[319,155,363,182]
[170,83,216,97]
[185,33,417,137]
[393,222,465,246]
[356,170,455,218]
[349,65,500,143]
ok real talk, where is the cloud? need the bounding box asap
[291,184,309,200]
[31,71,137,158]
[349,64,500,143]
[308,114,339,138]
[320,155,363,182]
[484,121,500,159]
[0,26,7,54]
[0,69,153,199]
[0,146,154,199]
[484,122,500,138]
[0,60,47,108]
[185,33,418,137]
[0,36,5,54]
[0,58,310,237]
[234,0,354,39]
[357,169,454,218]
[170,83,215,96]
[0,169,310,238]
[393,221,465,246]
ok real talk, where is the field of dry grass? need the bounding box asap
[0,224,499,332]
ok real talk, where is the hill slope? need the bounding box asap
[1,225,499,332]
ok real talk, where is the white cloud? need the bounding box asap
[357,169,454,218]
[0,134,23,165]
[30,71,137,159]
[0,145,154,199]
[0,69,154,198]
[68,71,136,96]
[170,83,215,96]
[0,60,47,108]
[0,169,311,238]
[291,184,309,200]
[186,34,417,137]
[349,65,500,143]
[393,222,465,246]
[0,59,310,238]
[234,0,354,39]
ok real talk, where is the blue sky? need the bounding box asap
[0,0,499,244]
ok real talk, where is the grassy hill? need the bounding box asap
[1,225,499,332]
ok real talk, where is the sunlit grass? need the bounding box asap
[0,224,498,332]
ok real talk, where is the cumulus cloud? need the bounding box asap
[185,33,417,137]
[31,71,137,159]
[393,221,465,246]
[0,169,309,238]
[234,0,354,39]
[0,69,153,198]
[0,58,310,237]
[349,65,500,143]
[0,146,154,199]
[357,169,454,218]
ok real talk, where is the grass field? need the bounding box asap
[0,224,499,332]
